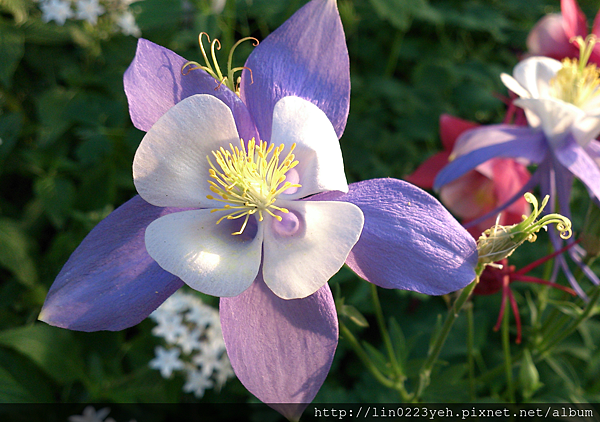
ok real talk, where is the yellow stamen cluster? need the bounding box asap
[206,138,301,235]
[551,35,600,108]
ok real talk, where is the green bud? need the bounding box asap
[477,194,572,265]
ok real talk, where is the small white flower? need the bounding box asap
[193,342,223,376]
[40,0,74,25]
[213,355,234,390]
[116,11,141,37]
[75,0,105,25]
[211,0,226,14]
[177,328,203,354]
[151,313,186,344]
[68,406,111,422]
[149,346,185,378]
[184,304,215,330]
[183,369,214,398]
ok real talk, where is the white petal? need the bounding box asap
[512,56,562,99]
[133,94,240,208]
[145,209,263,297]
[270,96,348,199]
[514,98,583,145]
[500,73,530,99]
[573,113,600,147]
[262,200,364,299]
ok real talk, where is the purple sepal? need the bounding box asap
[241,0,350,142]
[312,179,478,295]
[39,196,185,332]
[434,126,548,190]
[554,135,600,201]
[123,39,258,141]
[220,274,338,421]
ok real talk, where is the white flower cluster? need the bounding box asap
[148,290,234,398]
[37,0,141,37]
[68,406,135,422]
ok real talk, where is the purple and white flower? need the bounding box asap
[39,0,477,418]
[435,43,600,297]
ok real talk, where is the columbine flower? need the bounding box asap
[435,39,600,296]
[406,114,530,238]
[39,0,478,418]
[527,0,600,63]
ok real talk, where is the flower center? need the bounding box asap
[550,35,600,108]
[206,138,301,235]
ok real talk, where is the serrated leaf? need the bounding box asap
[0,324,85,384]
[0,218,38,288]
[0,25,24,87]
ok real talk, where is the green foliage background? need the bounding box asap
[1,0,600,420]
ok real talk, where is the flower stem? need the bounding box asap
[370,283,405,380]
[466,302,476,400]
[538,284,600,358]
[339,320,409,398]
[502,297,515,402]
[413,277,479,400]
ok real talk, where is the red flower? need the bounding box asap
[527,0,600,64]
[475,243,578,344]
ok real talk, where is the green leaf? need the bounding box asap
[36,88,75,147]
[0,112,22,166]
[340,304,369,328]
[0,218,38,288]
[389,317,408,364]
[34,176,75,228]
[547,299,583,319]
[519,349,542,400]
[362,341,393,377]
[0,348,55,402]
[74,128,113,166]
[0,0,28,24]
[0,365,34,402]
[0,324,85,384]
[0,24,24,87]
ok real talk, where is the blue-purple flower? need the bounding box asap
[435,45,600,297]
[39,0,477,418]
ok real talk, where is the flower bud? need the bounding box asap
[477,193,572,265]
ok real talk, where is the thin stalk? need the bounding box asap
[538,285,600,358]
[371,283,404,380]
[413,277,479,400]
[467,302,476,400]
[339,321,397,391]
[502,298,515,402]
